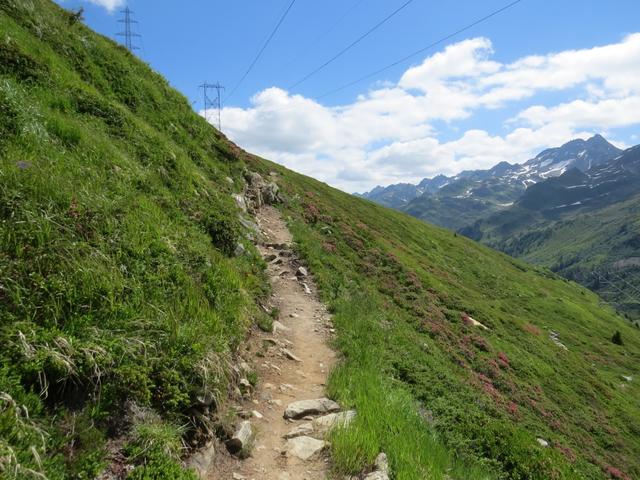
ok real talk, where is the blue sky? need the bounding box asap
[58,0,640,192]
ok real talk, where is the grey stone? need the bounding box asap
[232,193,247,212]
[283,422,314,439]
[185,441,215,478]
[364,472,389,480]
[363,452,390,480]
[296,266,308,277]
[234,243,246,257]
[273,321,290,333]
[283,398,341,419]
[375,452,389,473]
[313,410,356,433]
[536,438,549,447]
[195,390,215,407]
[238,217,261,235]
[246,171,264,186]
[263,182,281,205]
[226,421,255,458]
[281,348,301,363]
[286,436,327,460]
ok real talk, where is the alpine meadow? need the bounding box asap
[0,1,639,480]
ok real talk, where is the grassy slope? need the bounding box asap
[1,1,270,478]
[247,160,640,480]
[476,195,640,323]
[2,2,640,480]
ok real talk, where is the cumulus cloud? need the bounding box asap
[216,33,640,192]
[517,96,640,129]
[85,0,125,13]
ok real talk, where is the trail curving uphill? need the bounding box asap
[210,205,338,480]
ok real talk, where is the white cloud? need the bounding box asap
[399,38,500,91]
[216,33,640,193]
[85,0,125,13]
[517,96,640,129]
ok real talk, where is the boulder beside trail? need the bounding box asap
[363,453,390,480]
[313,410,356,434]
[232,193,247,213]
[185,441,215,479]
[284,398,341,419]
[286,436,327,460]
[226,421,255,458]
[243,171,282,212]
[283,422,314,439]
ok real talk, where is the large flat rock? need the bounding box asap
[312,410,356,434]
[283,398,340,419]
[283,422,314,439]
[286,436,327,461]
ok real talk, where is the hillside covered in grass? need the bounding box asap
[462,147,640,324]
[1,1,639,479]
[248,158,640,479]
[476,194,640,324]
[1,1,271,477]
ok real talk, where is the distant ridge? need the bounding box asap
[359,134,622,230]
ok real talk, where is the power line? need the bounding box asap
[224,0,298,104]
[317,0,524,99]
[609,271,640,297]
[281,0,367,71]
[117,7,141,52]
[289,0,415,90]
[592,271,638,305]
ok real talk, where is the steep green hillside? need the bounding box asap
[475,195,640,323]
[0,1,270,478]
[1,2,639,480]
[462,149,640,323]
[248,158,640,479]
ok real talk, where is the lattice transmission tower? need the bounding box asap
[117,7,141,51]
[199,81,225,131]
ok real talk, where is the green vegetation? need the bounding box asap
[246,159,640,479]
[0,1,268,477]
[2,1,639,479]
[470,194,640,323]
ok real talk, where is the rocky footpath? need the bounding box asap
[186,186,390,480]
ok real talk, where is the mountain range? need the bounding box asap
[359,135,640,321]
[359,134,623,230]
[462,145,640,320]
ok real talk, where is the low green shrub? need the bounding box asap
[0,37,48,82]
[47,116,82,147]
[202,209,240,257]
[127,454,197,480]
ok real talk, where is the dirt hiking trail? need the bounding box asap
[209,205,338,480]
